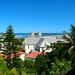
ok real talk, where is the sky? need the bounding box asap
[0,0,75,33]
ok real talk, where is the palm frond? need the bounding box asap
[64,31,74,44]
[68,46,74,54]
[71,24,75,36]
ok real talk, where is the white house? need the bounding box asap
[23,33,67,54]
[24,37,58,54]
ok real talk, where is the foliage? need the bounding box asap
[1,25,36,75]
[4,25,16,50]
[15,38,24,46]
[64,25,75,69]
[24,59,36,74]
[64,25,75,54]
[13,58,25,68]
[0,24,75,75]
[0,57,36,75]
[9,67,20,75]
[49,58,72,75]
[35,41,73,75]
[65,68,75,75]
[13,58,36,75]
[0,56,8,75]
[15,46,24,52]
[35,54,49,75]
[50,43,71,60]
[4,25,17,69]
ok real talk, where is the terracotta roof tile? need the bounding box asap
[0,51,25,59]
[25,51,41,59]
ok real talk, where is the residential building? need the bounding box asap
[23,32,67,54]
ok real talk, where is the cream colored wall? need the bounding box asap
[29,45,34,50]
[25,45,34,54]
[25,45,34,50]
[25,45,28,49]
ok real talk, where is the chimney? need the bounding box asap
[38,32,42,37]
[31,32,34,38]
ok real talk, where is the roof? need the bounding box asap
[25,51,41,59]
[0,51,25,59]
[11,51,25,58]
[45,37,57,43]
[25,37,57,45]
[37,38,50,47]
[25,38,40,45]
[16,51,25,55]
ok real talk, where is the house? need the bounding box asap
[23,32,67,54]
[24,37,57,54]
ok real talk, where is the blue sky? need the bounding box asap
[0,0,75,33]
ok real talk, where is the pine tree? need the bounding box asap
[4,25,16,69]
[4,25,16,49]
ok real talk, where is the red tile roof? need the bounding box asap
[10,51,25,58]
[25,51,41,59]
[0,51,25,59]
[16,51,25,55]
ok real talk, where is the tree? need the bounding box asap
[64,25,75,54]
[0,56,8,75]
[24,59,36,75]
[4,25,16,50]
[50,42,71,61]
[35,54,49,75]
[49,58,72,75]
[15,38,24,46]
[4,25,17,69]
[63,24,75,66]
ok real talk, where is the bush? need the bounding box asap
[49,58,72,75]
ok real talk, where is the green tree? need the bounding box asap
[0,56,8,75]
[50,43,71,60]
[49,58,72,75]
[64,25,75,54]
[4,25,16,51]
[64,25,75,66]
[35,54,49,75]
[4,25,17,69]
[15,38,24,46]
[24,59,36,75]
